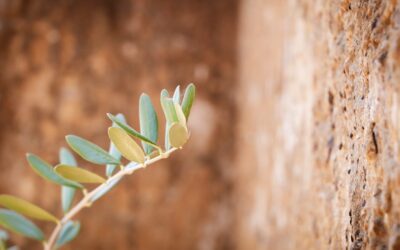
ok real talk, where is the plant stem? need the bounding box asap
[44,148,178,250]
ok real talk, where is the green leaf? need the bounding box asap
[107,113,159,150]
[26,154,83,189]
[139,94,159,155]
[106,114,126,177]
[66,135,120,165]
[55,165,106,184]
[56,221,80,248]
[0,195,58,223]
[173,85,180,104]
[90,176,122,202]
[59,148,77,214]
[169,123,189,148]
[0,240,5,250]
[108,127,145,163]
[181,83,195,120]
[0,209,44,241]
[161,97,179,124]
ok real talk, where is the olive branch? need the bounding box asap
[0,84,195,250]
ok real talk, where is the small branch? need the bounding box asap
[44,148,178,250]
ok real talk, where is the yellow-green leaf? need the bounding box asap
[106,113,126,177]
[168,123,189,148]
[54,165,106,184]
[0,195,58,223]
[174,103,187,127]
[108,127,145,163]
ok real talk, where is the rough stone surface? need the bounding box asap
[237,0,400,249]
[0,1,237,249]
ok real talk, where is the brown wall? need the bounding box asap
[0,0,237,249]
[237,0,400,249]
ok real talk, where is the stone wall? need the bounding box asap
[237,0,400,249]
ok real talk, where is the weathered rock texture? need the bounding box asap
[237,0,400,249]
[0,0,237,249]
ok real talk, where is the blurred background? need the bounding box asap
[0,0,238,249]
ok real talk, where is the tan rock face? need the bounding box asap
[237,0,400,249]
[0,0,237,249]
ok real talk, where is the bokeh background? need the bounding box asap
[0,0,237,249]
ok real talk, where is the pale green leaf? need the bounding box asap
[55,165,106,184]
[106,114,126,177]
[107,113,159,150]
[26,154,83,189]
[59,147,77,214]
[66,135,120,165]
[173,85,180,104]
[169,123,189,148]
[139,94,159,155]
[0,209,44,241]
[181,83,195,120]
[108,127,145,163]
[0,195,58,223]
[56,221,80,248]
[160,89,169,99]
[161,89,171,150]
[161,97,179,124]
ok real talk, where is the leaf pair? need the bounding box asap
[28,151,105,188]
[106,93,161,164]
[0,195,59,241]
[27,154,83,189]
[161,84,195,148]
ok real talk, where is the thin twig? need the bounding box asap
[44,148,178,250]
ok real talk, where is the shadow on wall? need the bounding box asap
[0,0,238,249]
